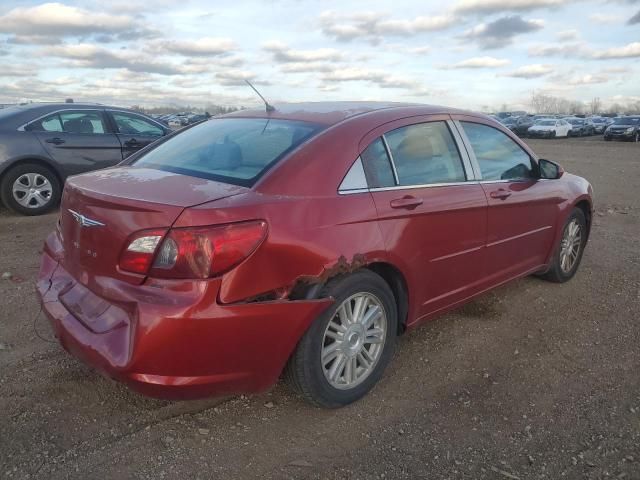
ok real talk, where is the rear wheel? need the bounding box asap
[286,270,397,408]
[541,208,587,283]
[0,163,61,216]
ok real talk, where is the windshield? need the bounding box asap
[133,118,323,186]
[592,118,605,123]
[538,120,556,126]
[613,117,640,125]
[567,119,583,125]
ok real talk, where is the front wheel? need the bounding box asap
[286,270,397,408]
[541,208,587,283]
[0,163,61,215]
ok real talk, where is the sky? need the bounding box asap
[0,0,638,111]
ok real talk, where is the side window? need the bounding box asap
[360,138,395,188]
[461,122,534,181]
[26,114,63,132]
[385,122,466,186]
[111,112,164,136]
[58,111,106,134]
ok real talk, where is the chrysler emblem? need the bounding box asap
[68,209,105,228]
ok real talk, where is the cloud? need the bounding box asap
[454,0,566,14]
[629,10,640,24]
[319,10,455,44]
[528,42,589,57]
[592,42,640,59]
[161,38,237,56]
[462,15,544,49]
[588,13,623,24]
[0,2,155,42]
[567,74,609,85]
[43,44,188,75]
[556,29,579,41]
[503,64,554,78]
[441,56,511,68]
[320,67,426,93]
[215,69,266,86]
[263,41,343,62]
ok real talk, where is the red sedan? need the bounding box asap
[37,102,593,407]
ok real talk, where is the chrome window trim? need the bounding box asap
[17,107,108,132]
[380,134,400,185]
[446,119,477,181]
[369,181,478,193]
[452,119,482,180]
[338,188,370,196]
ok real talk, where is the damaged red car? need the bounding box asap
[37,102,593,407]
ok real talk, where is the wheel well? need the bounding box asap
[0,158,63,187]
[575,200,592,238]
[365,262,409,335]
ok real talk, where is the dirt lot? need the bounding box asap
[1,137,639,479]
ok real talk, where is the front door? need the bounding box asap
[361,120,488,322]
[29,110,122,176]
[456,119,559,283]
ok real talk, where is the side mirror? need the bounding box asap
[539,158,564,179]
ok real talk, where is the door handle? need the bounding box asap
[124,139,140,147]
[45,137,65,145]
[489,188,512,200]
[390,196,423,210]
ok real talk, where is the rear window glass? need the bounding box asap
[133,118,322,186]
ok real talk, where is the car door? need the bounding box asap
[26,109,123,176]
[360,118,488,322]
[107,111,167,159]
[455,118,559,283]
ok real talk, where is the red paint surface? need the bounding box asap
[37,103,593,399]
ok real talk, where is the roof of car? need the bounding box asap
[223,101,472,126]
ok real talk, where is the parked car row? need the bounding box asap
[496,114,639,141]
[154,112,210,129]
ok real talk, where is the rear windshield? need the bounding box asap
[133,118,323,186]
[538,120,556,126]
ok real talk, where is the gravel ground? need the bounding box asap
[1,137,639,480]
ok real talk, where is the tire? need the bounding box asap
[550,131,556,139]
[605,137,612,142]
[634,133,639,143]
[0,163,61,216]
[541,208,587,283]
[286,269,398,408]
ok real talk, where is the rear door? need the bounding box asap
[107,110,166,159]
[27,109,122,176]
[455,118,558,283]
[361,117,488,321]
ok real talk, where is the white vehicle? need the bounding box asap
[527,119,571,138]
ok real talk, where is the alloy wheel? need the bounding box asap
[321,292,387,390]
[12,173,53,209]
[560,219,582,273]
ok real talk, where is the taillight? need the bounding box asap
[118,220,266,279]
[119,229,167,274]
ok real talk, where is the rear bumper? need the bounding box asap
[37,234,332,400]
[528,130,554,138]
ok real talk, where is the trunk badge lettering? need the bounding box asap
[68,209,105,228]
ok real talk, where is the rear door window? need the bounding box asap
[360,138,396,188]
[385,122,466,186]
[133,118,322,187]
[461,122,534,181]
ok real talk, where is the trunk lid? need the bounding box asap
[59,167,247,286]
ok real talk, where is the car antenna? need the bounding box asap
[244,79,275,113]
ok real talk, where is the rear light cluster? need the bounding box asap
[119,221,267,279]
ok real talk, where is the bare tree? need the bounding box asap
[590,97,601,115]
